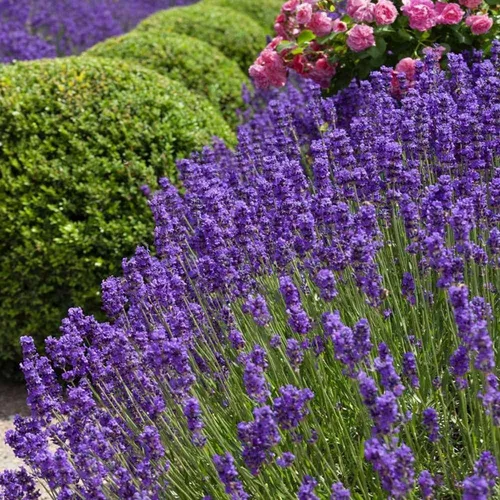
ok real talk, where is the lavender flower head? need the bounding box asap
[422,407,440,442]
[330,482,351,499]
[298,475,320,500]
[213,453,249,500]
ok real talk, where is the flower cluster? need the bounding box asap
[0,0,194,63]
[250,0,499,91]
[1,46,500,498]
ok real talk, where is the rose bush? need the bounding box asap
[250,0,499,91]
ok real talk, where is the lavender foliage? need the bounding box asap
[2,47,500,498]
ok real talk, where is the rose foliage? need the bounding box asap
[250,0,499,91]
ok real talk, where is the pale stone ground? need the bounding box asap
[0,382,29,472]
[0,382,50,498]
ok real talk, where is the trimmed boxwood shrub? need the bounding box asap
[202,0,283,31]
[86,31,248,126]
[0,56,234,377]
[136,4,268,72]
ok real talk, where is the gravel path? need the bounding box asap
[0,382,52,498]
[0,381,29,472]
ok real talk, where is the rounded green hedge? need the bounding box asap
[202,0,283,31]
[86,31,248,126]
[0,56,234,377]
[136,4,268,73]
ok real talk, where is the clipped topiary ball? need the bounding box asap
[0,56,234,377]
[86,31,248,126]
[202,0,283,31]
[136,4,268,73]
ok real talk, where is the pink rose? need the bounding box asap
[309,56,337,87]
[395,57,417,79]
[274,22,287,37]
[374,0,398,24]
[306,11,333,36]
[402,0,437,31]
[291,54,309,74]
[268,36,283,50]
[332,18,348,31]
[347,0,376,22]
[435,2,463,24]
[347,24,376,51]
[459,0,482,9]
[296,3,313,24]
[282,0,300,12]
[465,13,493,34]
[249,48,287,88]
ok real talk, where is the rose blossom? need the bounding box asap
[395,57,417,79]
[435,2,463,24]
[347,0,376,22]
[458,0,482,9]
[249,41,287,88]
[309,56,337,87]
[296,3,313,24]
[402,0,437,31]
[374,0,398,24]
[347,24,376,52]
[291,54,308,74]
[332,18,348,31]
[306,11,333,36]
[465,14,493,34]
[282,0,300,12]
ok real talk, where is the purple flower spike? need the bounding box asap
[183,397,205,446]
[402,352,419,389]
[243,361,269,404]
[374,343,405,396]
[279,276,312,334]
[276,452,295,468]
[237,406,280,475]
[330,482,351,499]
[323,312,372,374]
[364,438,415,499]
[449,346,470,388]
[228,329,245,350]
[315,269,338,301]
[422,407,440,442]
[298,475,320,500]
[273,385,314,430]
[418,470,435,499]
[243,294,272,327]
[0,468,40,499]
[402,272,416,306]
[463,451,499,500]
[213,453,249,500]
[286,338,305,370]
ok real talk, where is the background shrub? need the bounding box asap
[202,0,283,31]
[136,3,268,72]
[0,56,234,377]
[86,31,248,126]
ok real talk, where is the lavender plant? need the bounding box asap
[0,0,195,63]
[2,46,500,498]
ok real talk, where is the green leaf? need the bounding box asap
[276,41,297,53]
[397,28,413,41]
[297,29,316,45]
